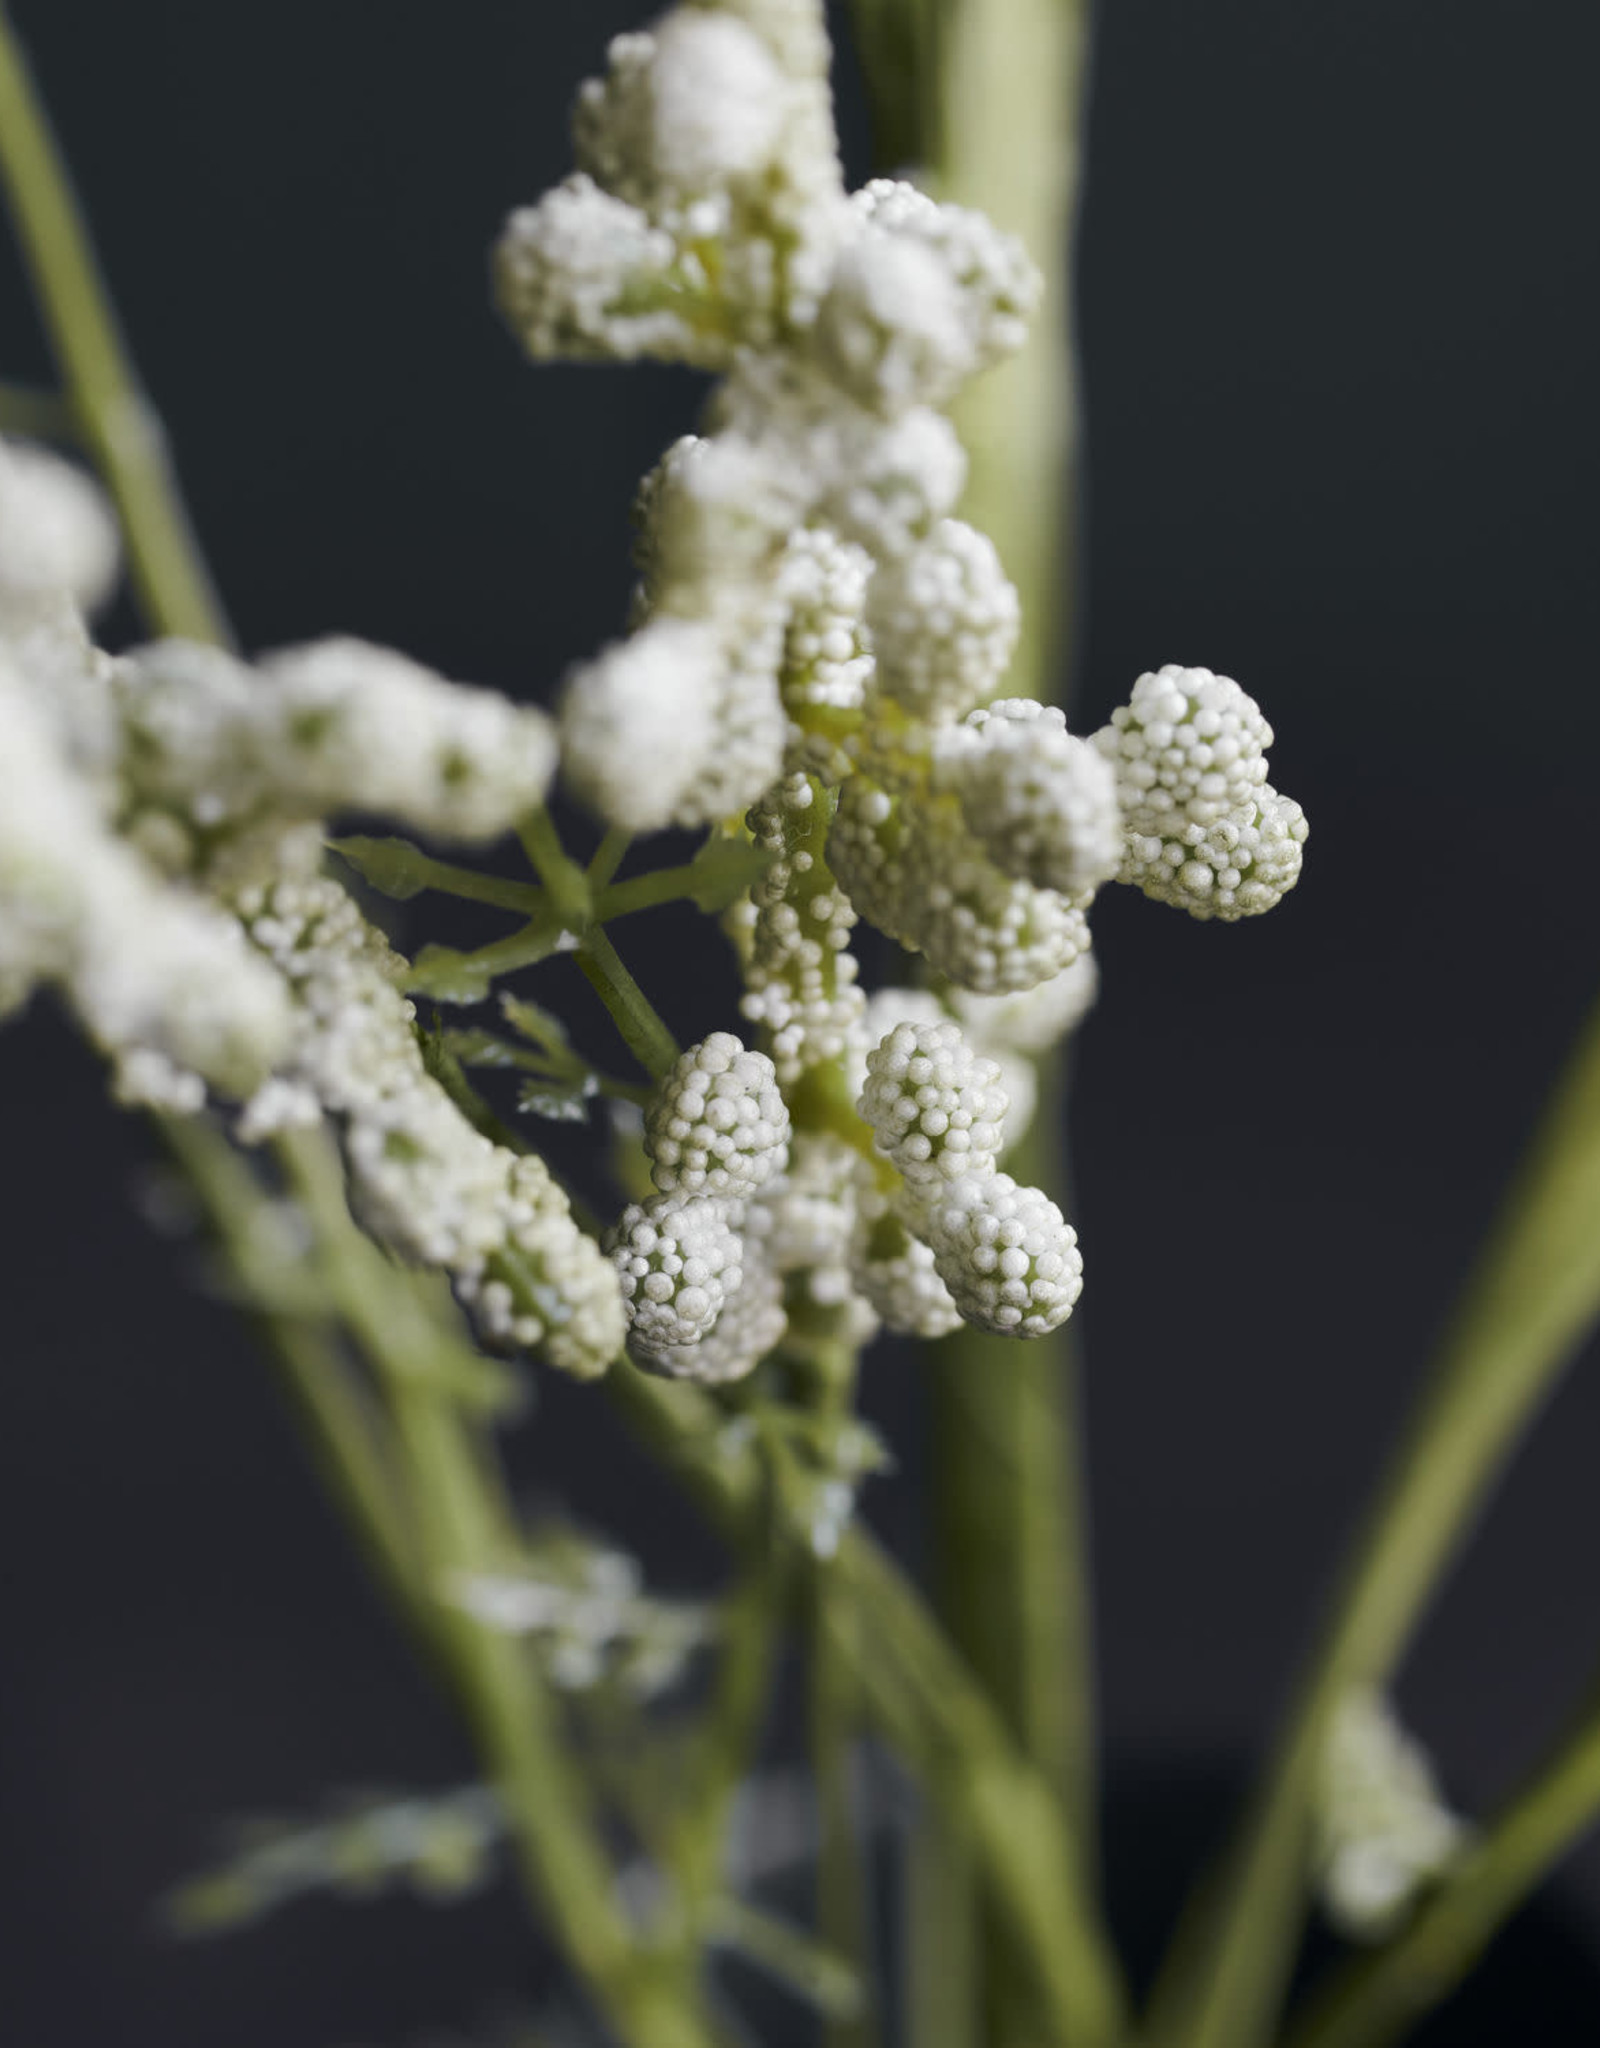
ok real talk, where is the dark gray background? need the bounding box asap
[4,1,1600,2041]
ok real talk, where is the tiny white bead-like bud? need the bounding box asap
[645,1032,791,1199]
[1094,663,1272,834]
[865,520,1019,721]
[919,1170,1083,1337]
[608,1192,745,1357]
[858,1017,1007,1188]
[934,700,1124,896]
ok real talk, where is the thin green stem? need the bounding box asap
[161,1116,426,1617]
[1283,1668,1600,2048]
[0,5,229,641]
[278,1128,711,2048]
[605,1363,1129,2046]
[588,826,632,889]
[577,926,681,1081]
[597,860,708,921]
[811,1560,877,2048]
[520,807,594,925]
[1147,989,1600,2048]
[328,837,545,917]
[850,2,1104,2039]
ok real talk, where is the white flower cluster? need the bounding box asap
[0,650,294,1109]
[735,772,864,1085]
[499,0,1040,843]
[238,877,623,1379]
[1092,663,1308,920]
[858,1018,1083,1337]
[0,436,121,625]
[610,1033,793,1381]
[0,433,617,1382]
[115,636,556,857]
[1314,1688,1470,1941]
[827,524,1107,994]
[0,445,294,1107]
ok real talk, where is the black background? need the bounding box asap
[4,2,1600,2042]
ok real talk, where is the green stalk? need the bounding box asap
[1283,1667,1600,2048]
[0,5,229,642]
[850,2,1102,2039]
[280,1130,712,2048]
[577,925,682,1081]
[607,1363,1128,2045]
[1146,989,1600,2048]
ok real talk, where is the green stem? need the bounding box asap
[577,926,681,1081]
[597,860,708,921]
[279,1128,711,2048]
[161,1116,426,1619]
[808,1346,878,2048]
[850,1,1103,2038]
[328,837,544,917]
[1147,989,1600,2048]
[606,1363,1128,2046]
[1283,1670,1600,2048]
[588,826,632,889]
[520,807,594,925]
[811,1561,877,2048]
[0,4,229,642]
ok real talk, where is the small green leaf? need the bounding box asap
[686,833,778,913]
[517,1076,596,1124]
[329,835,434,901]
[440,1028,524,1070]
[499,992,572,1055]
[406,945,495,1005]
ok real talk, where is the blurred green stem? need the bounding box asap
[850,1,1105,2040]
[0,4,229,642]
[1147,988,1600,2048]
[1282,1663,1600,2048]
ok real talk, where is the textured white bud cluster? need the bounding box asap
[115,636,557,857]
[858,1018,1082,1337]
[1093,664,1308,920]
[0,654,293,1108]
[827,522,1105,994]
[737,773,864,1084]
[1314,1689,1469,1941]
[611,1033,794,1381]
[776,525,874,784]
[500,2,1040,842]
[0,438,121,626]
[238,878,623,1379]
[0,432,620,1385]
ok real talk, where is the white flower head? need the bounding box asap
[921,1170,1082,1337]
[632,1253,787,1385]
[1094,663,1272,834]
[0,437,121,622]
[934,700,1124,897]
[608,1191,745,1356]
[645,1030,791,1199]
[850,1181,962,1339]
[829,772,1094,993]
[575,14,788,203]
[1120,785,1308,921]
[865,520,1019,722]
[559,616,722,832]
[858,1016,1007,1189]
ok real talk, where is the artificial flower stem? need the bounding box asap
[577,926,682,1081]
[1146,986,1600,2048]
[0,6,230,643]
[1282,1665,1600,2048]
